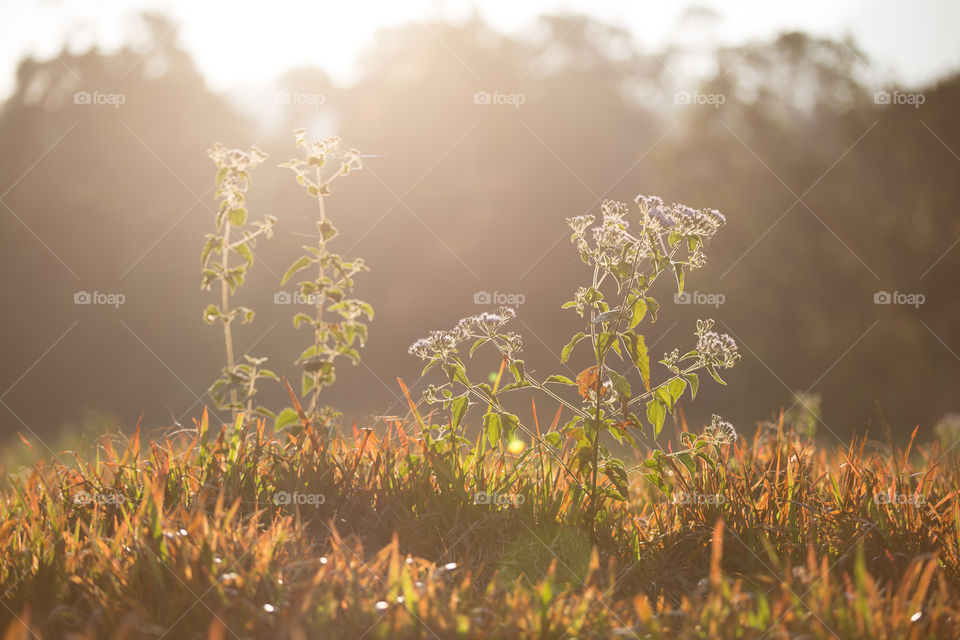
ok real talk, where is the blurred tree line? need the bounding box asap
[1,13,958,447]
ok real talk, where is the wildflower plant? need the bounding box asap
[410,195,740,530]
[201,144,278,419]
[280,131,373,419]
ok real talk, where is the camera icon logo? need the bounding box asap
[73,91,91,105]
[473,291,492,304]
[74,291,92,304]
[273,491,291,505]
[673,91,691,104]
[473,91,491,105]
[274,91,292,105]
[873,90,892,105]
[674,291,692,304]
[874,291,891,304]
[473,492,492,504]
[274,291,292,304]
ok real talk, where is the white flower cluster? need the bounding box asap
[704,414,738,444]
[407,330,460,360]
[634,194,727,239]
[408,307,519,361]
[455,308,516,336]
[293,131,362,172]
[567,200,653,270]
[695,319,741,369]
[207,143,268,215]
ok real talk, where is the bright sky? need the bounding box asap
[2,0,959,100]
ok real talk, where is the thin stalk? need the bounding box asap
[220,220,238,416]
[588,263,602,534]
[309,167,327,416]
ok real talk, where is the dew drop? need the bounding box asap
[443,562,457,571]
[911,611,922,622]
[263,604,275,613]
[375,601,389,611]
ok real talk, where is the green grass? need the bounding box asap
[1,398,959,639]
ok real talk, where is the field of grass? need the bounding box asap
[1,394,958,639]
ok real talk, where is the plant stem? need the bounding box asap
[310,167,327,417]
[588,264,601,536]
[221,220,238,417]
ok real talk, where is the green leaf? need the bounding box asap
[281,256,312,285]
[655,386,673,409]
[706,364,727,386]
[544,374,576,385]
[561,332,587,363]
[317,218,338,242]
[442,361,470,386]
[201,236,220,268]
[301,372,315,396]
[469,338,487,357]
[544,432,564,448]
[501,412,520,441]
[509,360,526,384]
[235,242,254,267]
[607,370,632,402]
[603,458,629,500]
[292,312,313,329]
[274,408,300,431]
[684,373,700,400]
[596,332,617,358]
[621,331,650,391]
[228,208,247,227]
[646,398,666,437]
[646,297,660,322]
[450,395,469,430]
[676,452,696,475]
[202,304,221,325]
[484,413,502,448]
[667,378,687,406]
[628,296,647,329]
[236,306,255,324]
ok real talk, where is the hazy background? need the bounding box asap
[2,0,960,456]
